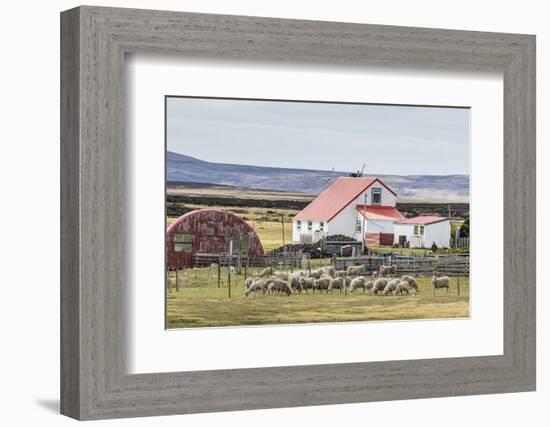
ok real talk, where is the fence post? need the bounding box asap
[175,264,180,292]
[457,274,461,296]
[217,257,221,288]
[228,264,231,298]
[308,260,311,276]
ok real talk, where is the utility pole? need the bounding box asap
[448,203,452,221]
[281,214,285,247]
[361,193,367,253]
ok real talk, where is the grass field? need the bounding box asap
[166,265,469,328]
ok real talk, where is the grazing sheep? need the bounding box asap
[401,275,419,292]
[299,277,316,293]
[229,266,237,275]
[379,264,397,277]
[289,272,304,293]
[383,278,401,295]
[310,269,324,279]
[335,270,347,278]
[393,281,414,296]
[349,276,366,293]
[244,277,256,291]
[320,266,336,278]
[274,279,292,296]
[259,267,273,277]
[364,279,375,292]
[244,279,266,297]
[432,276,450,291]
[327,277,345,293]
[372,278,388,295]
[346,265,365,276]
[315,275,332,292]
[274,271,289,281]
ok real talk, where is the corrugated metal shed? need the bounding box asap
[166,209,264,269]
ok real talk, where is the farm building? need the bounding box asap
[292,177,404,245]
[166,209,264,269]
[393,216,451,248]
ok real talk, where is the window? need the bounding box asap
[319,221,324,231]
[371,188,382,205]
[173,234,193,252]
[307,221,312,231]
[413,225,424,236]
[356,219,362,232]
[296,220,301,231]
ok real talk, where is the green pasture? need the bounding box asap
[166,266,469,329]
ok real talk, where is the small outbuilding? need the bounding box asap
[393,216,451,248]
[166,209,264,269]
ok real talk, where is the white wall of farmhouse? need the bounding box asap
[292,219,328,242]
[393,220,450,248]
[291,181,398,242]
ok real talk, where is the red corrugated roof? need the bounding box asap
[356,205,404,221]
[395,215,448,225]
[294,177,395,222]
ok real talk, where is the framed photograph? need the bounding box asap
[61,6,536,420]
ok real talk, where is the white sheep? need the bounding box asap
[315,275,332,292]
[244,277,256,291]
[335,270,347,278]
[346,265,365,276]
[244,279,266,297]
[267,279,292,296]
[259,267,273,277]
[289,271,304,293]
[432,276,450,291]
[393,281,414,296]
[309,269,324,279]
[349,276,366,293]
[327,277,345,293]
[321,266,336,278]
[299,276,316,293]
[372,278,388,295]
[383,278,401,295]
[379,264,397,277]
[401,275,419,292]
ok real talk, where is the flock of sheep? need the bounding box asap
[243,263,451,298]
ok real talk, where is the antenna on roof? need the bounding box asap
[349,162,366,178]
[324,167,335,185]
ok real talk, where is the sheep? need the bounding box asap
[272,271,289,281]
[401,275,419,292]
[383,278,401,295]
[244,277,256,291]
[327,277,345,293]
[372,278,388,295]
[321,266,336,278]
[346,265,365,276]
[393,281,414,296]
[289,272,304,293]
[259,267,273,277]
[309,269,324,279]
[335,270,347,278]
[349,276,366,293]
[266,278,292,296]
[364,279,375,292]
[229,266,237,275]
[244,279,267,297]
[432,276,450,292]
[315,275,332,292]
[379,264,397,277]
[299,276,316,293]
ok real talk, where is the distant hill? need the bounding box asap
[167,151,469,202]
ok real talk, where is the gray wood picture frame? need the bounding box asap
[60,5,536,421]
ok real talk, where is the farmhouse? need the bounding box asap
[292,177,404,245]
[166,209,264,269]
[393,216,451,248]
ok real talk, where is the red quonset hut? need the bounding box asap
[166,209,265,269]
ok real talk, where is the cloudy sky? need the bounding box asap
[166,96,470,175]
